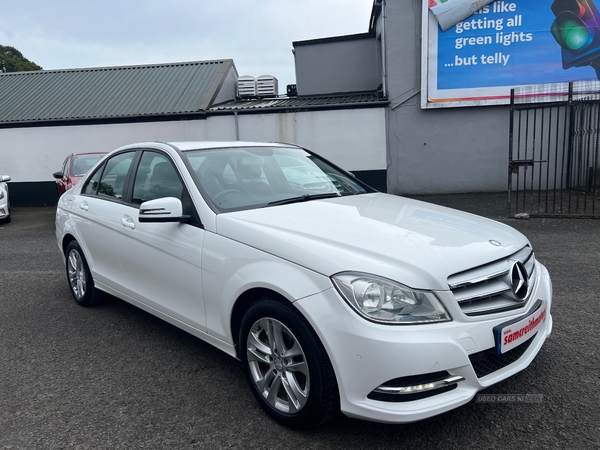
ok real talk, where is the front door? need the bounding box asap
[115,150,207,330]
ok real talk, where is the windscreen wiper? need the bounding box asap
[266,192,341,207]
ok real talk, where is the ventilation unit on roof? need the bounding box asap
[257,75,278,97]
[237,76,257,97]
[286,84,297,97]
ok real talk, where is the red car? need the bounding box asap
[53,152,107,196]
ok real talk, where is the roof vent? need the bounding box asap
[257,75,278,97]
[237,76,257,97]
[286,84,297,97]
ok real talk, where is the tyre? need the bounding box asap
[2,198,9,223]
[239,298,339,429]
[65,240,102,306]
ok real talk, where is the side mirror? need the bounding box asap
[0,175,10,182]
[139,197,190,223]
[52,171,64,179]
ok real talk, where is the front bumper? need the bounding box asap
[0,205,9,219]
[294,262,553,424]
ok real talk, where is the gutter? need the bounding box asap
[208,100,390,116]
[0,111,209,129]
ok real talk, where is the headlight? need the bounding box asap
[331,272,451,325]
[0,189,4,199]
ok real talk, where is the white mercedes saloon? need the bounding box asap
[55,141,553,428]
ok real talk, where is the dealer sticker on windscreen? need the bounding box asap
[495,301,547,354]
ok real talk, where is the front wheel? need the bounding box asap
[65,240,102,306]
[240,298,339,429]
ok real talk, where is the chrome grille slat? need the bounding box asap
[459,297,525,315]
[448,268,509,290]
[447,246,537,317]
[454,279,512,303]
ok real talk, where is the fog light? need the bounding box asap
[373,375,465,395]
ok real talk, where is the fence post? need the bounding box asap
[508,88,515,218]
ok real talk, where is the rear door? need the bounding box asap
[73,151,137,288]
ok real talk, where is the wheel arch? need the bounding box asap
[61,233,77,255]
[235,289,341,427]
[230,287,293,359]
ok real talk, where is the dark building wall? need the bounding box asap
[9,181,58,207]
[383,0,510,195]
[293,34,380,96]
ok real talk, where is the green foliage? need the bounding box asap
[0,45,42,73]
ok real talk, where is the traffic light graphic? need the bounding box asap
[551,0,600,77]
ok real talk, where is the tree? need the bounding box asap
[0,45,42,73]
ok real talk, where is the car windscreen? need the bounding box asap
[184,146,373,212]
[71,154,106,177]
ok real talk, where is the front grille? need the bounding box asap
[469,333,536,378]
[447,246,537,316]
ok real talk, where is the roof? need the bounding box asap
[167,141,296,151]
[0,60,235,125]
[210,92,387,113]
[292,32,373,48]
[369,0,382,32]
[110,140,299,155]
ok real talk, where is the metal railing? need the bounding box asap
[509,82,600,218]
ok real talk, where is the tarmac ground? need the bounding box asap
[1,194,599,449]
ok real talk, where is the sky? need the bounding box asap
[0,0,375,93]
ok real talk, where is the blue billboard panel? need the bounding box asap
[424,0,600,107]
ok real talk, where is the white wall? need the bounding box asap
[1,119,233,182]
[0,107,386,182]
[235,108,386,172]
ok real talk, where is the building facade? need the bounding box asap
[292,1,515,196]
[4,1,557,207]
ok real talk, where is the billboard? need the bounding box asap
[422,0,600,108]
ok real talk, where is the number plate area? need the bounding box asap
[495,301,548,354]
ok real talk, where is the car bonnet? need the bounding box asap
[215,193,529,291]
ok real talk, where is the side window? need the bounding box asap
[132,152,184,204]
[62,158,69,177]
[97,152,134,199]
[82,152,134,199]
[83,167,102,195]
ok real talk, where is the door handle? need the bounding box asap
[79,201,89,211]
[121,215,136,230]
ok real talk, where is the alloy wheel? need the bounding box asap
[246,317,310,414]
[67,249,87,299]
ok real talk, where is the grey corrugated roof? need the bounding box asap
[210,91,386,112]
[0,60,234,124]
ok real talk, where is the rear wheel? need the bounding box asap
[65,240,102,306]
[240,298,339,429]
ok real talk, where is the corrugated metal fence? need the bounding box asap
[509,82,600,218]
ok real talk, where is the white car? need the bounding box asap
[55,142,553,428]
[0,175,11,223]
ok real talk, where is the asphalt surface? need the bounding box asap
[1,195,599,449]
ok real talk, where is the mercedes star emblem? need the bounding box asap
[511,261,530,300]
